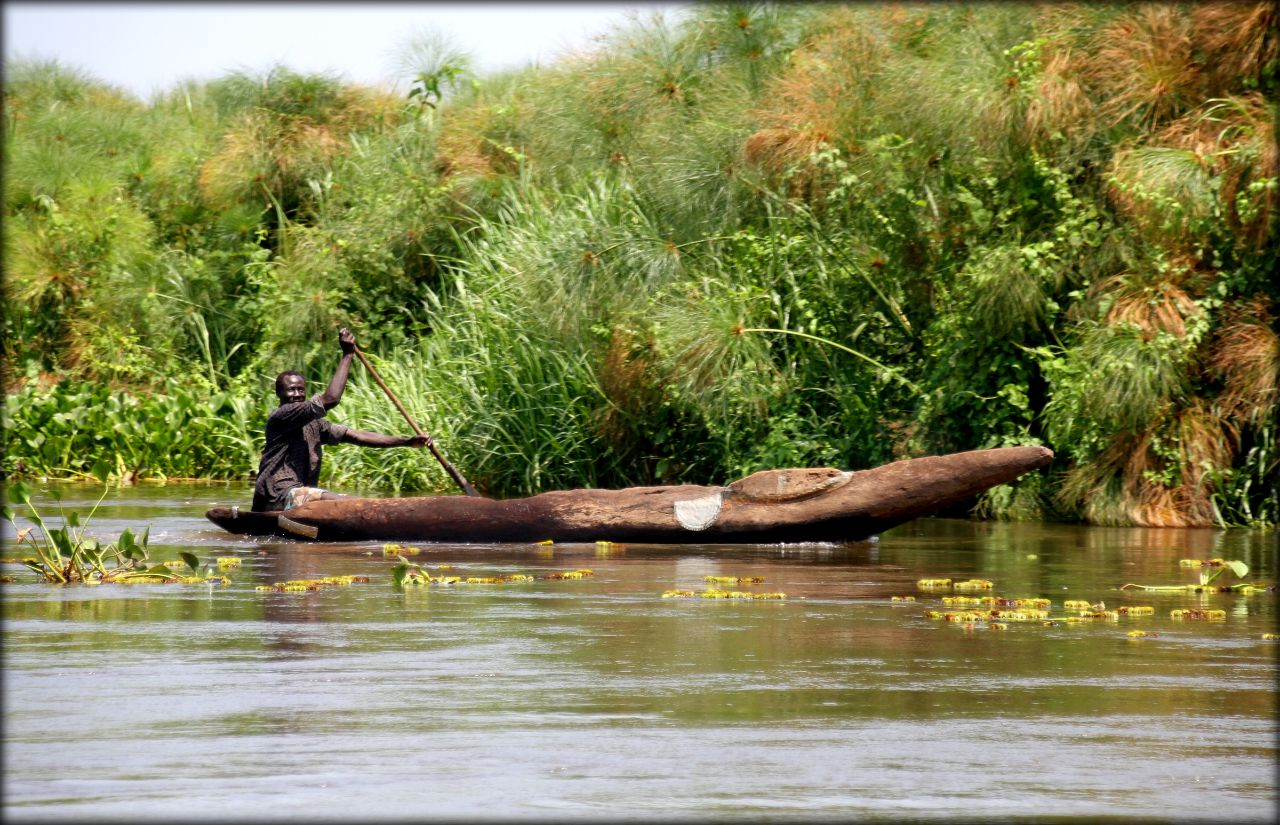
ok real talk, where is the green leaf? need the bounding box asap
[179,552,199,571]
[91,460,111,484]
[8,482,30,505]
[67,511,80,529]
[50,529,74,557]
[1226,561,1249,579]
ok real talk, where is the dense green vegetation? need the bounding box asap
[4,3,1277,526]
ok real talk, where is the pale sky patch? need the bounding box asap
[3,2,690,100]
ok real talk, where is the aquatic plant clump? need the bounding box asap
[389,558,594,588]
[1123,558,1269,593]
[255,575,371,593]
[917,577,995,592]
[663,589,786,600]
[1,480,177,584]
[1170,609,1228,620]
[924,597,1162,627]
[542,569,595,580]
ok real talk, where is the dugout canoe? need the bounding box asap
[205,446,1053,543]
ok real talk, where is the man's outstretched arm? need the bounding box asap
[341,430,433,449]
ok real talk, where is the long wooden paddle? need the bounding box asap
[352,346,480,497]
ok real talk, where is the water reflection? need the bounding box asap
[2,482,1277,820]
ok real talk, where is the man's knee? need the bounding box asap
[284,486,327,509]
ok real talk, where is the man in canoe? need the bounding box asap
[251,327,431,512]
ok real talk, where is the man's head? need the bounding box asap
[275,371,307,404]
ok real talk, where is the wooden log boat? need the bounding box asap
[205,446,1052,543]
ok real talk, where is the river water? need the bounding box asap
[3,482,1277,822]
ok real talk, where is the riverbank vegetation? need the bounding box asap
[4,3,1277,526]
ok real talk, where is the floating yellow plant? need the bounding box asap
[705,575,765,584]
[664,589,784,600]
[1127,630,1159,638]
[891,595,916,601]
[543,569,594,580]
[1113,605,1154,616]
[180,575,230,585]
[916,578,952,589]
[216,557,242,569]
[1263,633,1279,640]
[1065,611,1120,622]
[928,610,987,623]
[1064,600,1108,612]
[942,595,994,606]
[1170,609,1227,620]
[535,540,554,545]
[701,588,784,600]
[464,574,536,584]
[954,578,994,591]
[382,543,421,557]
[258,575,370,592]
[989,608,1050,622]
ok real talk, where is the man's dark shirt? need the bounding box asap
[251,394,350,511]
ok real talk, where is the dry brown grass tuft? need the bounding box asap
[197,86,400,211]
[741,7,885,192]
[1023,41,1096,151]
[1092,263,1204,339]
[1190,1,1280,95]
[592,327,664,450]
[1210,296,1280,424]
[1088,4,1204,130]
[1061,398,1237,527]
[197,112,273,208]
[1154,94,1277,248]
[432,95,528,185]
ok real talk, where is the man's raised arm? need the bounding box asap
[317,327,357,409]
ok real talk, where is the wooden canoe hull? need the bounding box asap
[206,446,1053,543]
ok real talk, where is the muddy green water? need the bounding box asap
[3,482,1277,822]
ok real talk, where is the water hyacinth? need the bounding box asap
[1170,609,1227,620]
[542,569,594,580]
[257,575,371,593]
[664,588,786,600]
